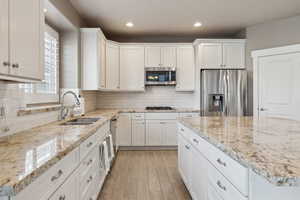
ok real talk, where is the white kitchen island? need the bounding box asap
[178,116,300,200]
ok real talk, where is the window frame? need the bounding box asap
[23,24,60,104]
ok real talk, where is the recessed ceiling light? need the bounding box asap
[126,22,134,27]
[194,22,202,27]
[43,8,48,13]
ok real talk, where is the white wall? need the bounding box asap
[244,15,300,115]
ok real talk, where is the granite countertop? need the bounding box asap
[179,116,300,186]
[0,109,119,196]
[0,108,199,196]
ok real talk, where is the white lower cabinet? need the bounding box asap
[49,171,79,200]
[207,184,223,200]
[132,119,146,146]
[146,120,177,146]
[178,134,192,187]
[116,113,132,146]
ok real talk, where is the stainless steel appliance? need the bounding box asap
[145,67,176,86]
[201,69,247,116]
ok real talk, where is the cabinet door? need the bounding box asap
[0,0,9,75]
[9,0,43,80]
[199,43,223,68]
[178,134,192,188]
[99,36,106,89]
[176,46,195,91]
[49,171,79,200]
[106,41,120,89]
[146,120,163,146]
[191,147,208,200]
[223,43,245,68]
[116,113,132,146]
[145,46,161,68]
[120,46,145,91]
[161,47,176,68]
[162,120,177,146]
[132,119,146,146]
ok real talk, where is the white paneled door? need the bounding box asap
[258,52,300,120]
[9,0,43,79]
[199,43,223,68]
[145,47,161,68]
[223,43,245,68]
[176,46,195,91]
[120,46,145,91]
[0,0,9,75]
[161,47,177,68]
[106,41,120,90]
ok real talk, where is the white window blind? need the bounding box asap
[20,24,59,103]
[36,31,59,94]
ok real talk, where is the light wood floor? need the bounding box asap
[98,150,191,200]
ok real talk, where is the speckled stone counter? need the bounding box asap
[0,110,119,196]
[179,116,300,186]
[0,108,199,196]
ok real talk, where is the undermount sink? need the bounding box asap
[60,118,101,126]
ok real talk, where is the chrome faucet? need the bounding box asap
[60,91,81,120]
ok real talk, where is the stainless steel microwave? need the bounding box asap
[145,67,176,86]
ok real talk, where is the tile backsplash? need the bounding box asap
[0,81,60,137]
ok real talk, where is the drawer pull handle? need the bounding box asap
[217,180,226,191]
[87,175,93,183]
[87,159,93,166]
[180,128,184,132]
[87,142,93,148]
[185,145,190,150]
[193,139,199,144]
[59,195,66,200]
[217,158,226,167]
[51,170,63,182]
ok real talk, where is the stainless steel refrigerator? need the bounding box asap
[200,69,247,116]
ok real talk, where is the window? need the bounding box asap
[20,24,59,103]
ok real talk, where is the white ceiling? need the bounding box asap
[70,0,300,39]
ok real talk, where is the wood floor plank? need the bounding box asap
[98,150,191,200]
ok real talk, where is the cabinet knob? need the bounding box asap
[12,63,19,68]
[3,61,10,66]
[59,195,66,200]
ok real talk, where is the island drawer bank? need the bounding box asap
[178,116,300,200]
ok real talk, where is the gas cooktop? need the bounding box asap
[145,106,175,110]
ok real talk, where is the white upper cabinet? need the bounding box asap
[223,42,245,68]
[120,45,145,91]
[81,28,106,90]
[197,40,246,69]
[145,46,177,68]
[199,43,223,68]
[9,0,44,80]
[0,0,9,75]
[161,47,177,68]
[176,46,195,91]
[145,46,161,68]
[106,41,120,90]
[0,0,44,81]
[100,36,106,89]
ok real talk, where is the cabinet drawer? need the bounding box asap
[179,112,200,118]
[207,184,223,200]
[207,142,248,196]
[208,164,248,200]
[14,148,80,200]
[189,132,210,156]
[178,123,192,140]
[132,113,145,120]
[79,146,99,183]
[145,113,178,120]
[80,134,97,161]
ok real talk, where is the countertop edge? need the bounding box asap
[178,119,300,187]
